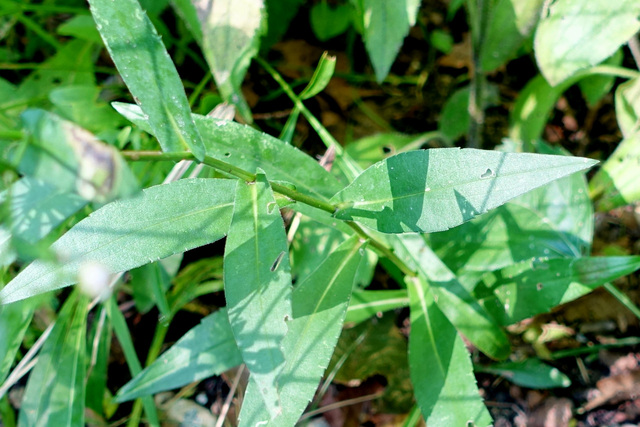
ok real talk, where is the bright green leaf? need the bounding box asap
[310,2,352,42]
[476,359,571,389]
[615,77,640,138]
[590,132,640,211]
[578,49,623,107]
[345,132,441,169]
[198,0,265,121]
[57,15,102,43]
[85,306,111,416]
[88,0,206,160]
[224,172,293,417]
[407,277,492,427]
[534,0,640,86]
[19,293,89,426]
[330,148,597,234]
[345,289,409,326]
[0,300,35,384]
[0,179,236,305]
[238,236,366,426]
[116,309,241,402]
[49,85,125,134]
[480,256,640,325]
[299,52,337,100]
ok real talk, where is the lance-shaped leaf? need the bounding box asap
[196,0,265,121]
[0,179,236,305]
[476,359,571,389]
[116,309,242,401]
[534,0,640,86]
[407,277,492,427]
[238,236,366,426]
[112,103,343,200]
[19,293,89,426]
[479,256,640,325]
[330,148,597,234]
[392,234,510,360]
[615,77,640,138]
[0,300,35,384]
[345,290,409,326]
[590,132,640,211]
[224,172,293,417]
[88,0,206,160]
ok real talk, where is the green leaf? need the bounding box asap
[353,0,421,82]
[198,0,265,121]
[439,86,471,142]
[330,148,597,234]
[299,52,337,100]
[113,103,343,200]
[57,15,102,43]
[224,172,293,417]
[262,0,305,49]
[578,49,623,107]
[129,262,171,315]
[615,77,640,138]
[480,0,543,72]
[345,132,440,169]
[590,132,640,211]
[345,290,409,326]
[476,359,571,389]
[116,309,241,402]
[13,109,138,203]
[49,85,125,134]
[238,236,366,426]
[480,256,640,325]
[19,293,89,426]
[0,176,87,244]
[534,0,640,86]
[85,306,111,416]
[0,178,236,305]
[407,277,492,427]
[170,0,202,43]
[88,0,206,160]
[0,300,35,384]
[310,2,352,42]
[393,234,510,360]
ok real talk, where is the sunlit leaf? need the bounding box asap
[116,309,241,401]
[238,236,366,425]
[479,256,640,325]
[224,172,293,417]
[331,148,597,234]
[19,293,89,426]
[614,77,640,138]
[344,289,409,327]
[88,0,206,160]
[0,300,35,384]
[408,277,492,427]
[0,179,235,304]
[534,0,640,86]
[578,50,623,107]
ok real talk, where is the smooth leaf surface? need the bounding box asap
[353,0,420,82]
[197,0,265,121]
[590,132,640,211]
[345,131,441,169]
[116,309,241,401]
[224,172,293,417]
[393,234,510,360]
[480,256,640,325]
[534,0,640,86]
[331,148,597,234]
[0,179,236,304]
[310,3,352,41]
[407,277,492,427]
[476,359,571,389]
[88,0,206,160]
[239,236,366,426]
[481,0,543,72]
[345,290,409,326]
[615,77,640,138]
[299,52,337,100]
[578,50,623,107]
[0,300,35,384]
[19,293,89,426]
[113,103,343,200]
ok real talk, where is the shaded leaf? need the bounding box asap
[116,309,241,401]
[407,277,492,427]
[578,49,623,107]
[238,236,366,426]
[57,15,102,43]
[615,77,640,138]
[0,300,35,384]
[19,293,89,426]
[310,3,352,41]
[0,179,236,304]
[476,359,571,389]
[534,0,640,86]
[345,289,409,327]
[88,0,206,160]
[330,148,597,234]
[480,256,640,325]
[85,306,111,416]
[224,172,293,417]
[345,132,440,169]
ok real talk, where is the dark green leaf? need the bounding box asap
[88,0,206,160]
[578,49,623,107]
[345,290,409,326]
[476,359,571,389]
[331,148,597,234]
[0,300,35,384]
[310,3,352,41]
[0,179,236,304]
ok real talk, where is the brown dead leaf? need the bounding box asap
[583,369,640,412]
[437,33,472,71]
[525,397,573,427]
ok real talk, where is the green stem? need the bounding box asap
[603,282,640,320]
[121,150,416,276]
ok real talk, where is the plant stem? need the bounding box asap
[467,0,490,149]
